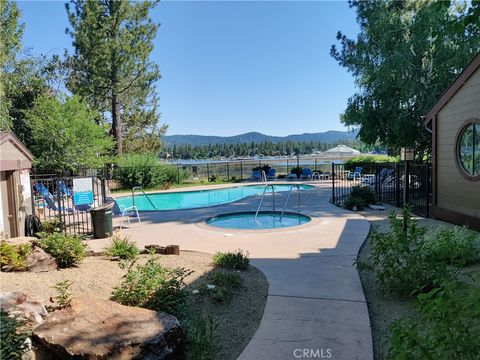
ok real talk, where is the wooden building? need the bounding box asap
[0,131,34,239]
[425,53,480,230]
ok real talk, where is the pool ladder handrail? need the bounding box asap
[279,184,301,220]
[132,186,158,210]
[255,184,276,220]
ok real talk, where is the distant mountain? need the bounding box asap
[164,130,358,147]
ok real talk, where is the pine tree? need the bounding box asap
[66,0,165,155]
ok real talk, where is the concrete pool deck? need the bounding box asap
[88,182,373,360]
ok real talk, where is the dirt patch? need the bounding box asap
[0,251,268,359]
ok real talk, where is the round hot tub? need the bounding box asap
[205,211,311,230]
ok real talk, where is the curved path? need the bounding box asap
[89,183,373,360]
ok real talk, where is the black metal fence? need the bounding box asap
[331,162,431,218]
[30,174,107,236]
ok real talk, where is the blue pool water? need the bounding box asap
[116,184,314,211]
[205,211,311,230]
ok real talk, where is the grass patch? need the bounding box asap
[105,235,139,260]
[39,233,86,268]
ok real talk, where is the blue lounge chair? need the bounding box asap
[35,182,51,197]
[250,170,262,181]
[267,168,277,180]
[43,194,73,213]
[347,167,363,180]
[57,180,71,197]
[301,168,313,180]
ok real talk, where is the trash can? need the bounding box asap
[90,202,114,239]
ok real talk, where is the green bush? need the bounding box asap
[115,154,186,189]
[184,313,218,360]
[357,206,453,296]
[213,250,249,270]
[423,226,480,267]
[345,154,399,164]
[208,270,244,303]
[289,166,303,178]
[252,164,271,175]
[388,280,480,359]
[0,311,29,360]
[40,218,65,235]
[0,242,32,271]
[105,235,139,260]
[344,185,376,210]
[110,256,192,315]
[52,280,73,308]
[39,233,86,268]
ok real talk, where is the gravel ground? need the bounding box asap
[0,251,268,359]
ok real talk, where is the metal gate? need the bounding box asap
[30,175,106,236]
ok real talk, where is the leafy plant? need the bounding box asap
[345,155,399,164]
[0,311,29,360]
[110,256,193,315]
[213,250,250,270]
[105,235,139,260]
[40,218,64,235]
[52,279,73,308]
[344,185,376,210]
[423,225,480,267]
[207,270,244,303]
[252,164,271,175]
[289,166,303,178]
[115,154,185,188]
[388,280,480,359]
[357,206,453,296]
[184,312,218,360]
[0,242,32,271]
[39,233,85,268]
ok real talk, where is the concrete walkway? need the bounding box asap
[88,183,373,360]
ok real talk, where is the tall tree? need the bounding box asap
[66,0,165,155]
[331,0,480,155]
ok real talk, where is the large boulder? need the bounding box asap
[24,246,57,272]
[32,296,185,359]
[0,291,47,325]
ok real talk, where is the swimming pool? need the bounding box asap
[205,211,311,230]
[116,184,314,211]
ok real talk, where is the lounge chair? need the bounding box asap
[300,168,313,180]
[57,180,72,197]
[106,197,141,229]
[347,167,363,180]
[249,170,262,181]
[35,182,51,197]
[42,194,73,213]
[267,168,277,180]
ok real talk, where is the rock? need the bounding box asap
[144,245,166,254]
[165,245,180,255]
[0,291,47,325]
[32,296,185,359]
[24,247,58,272]
[369,204,386,211]
[5,237,37,246]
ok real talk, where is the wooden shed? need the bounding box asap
[0,131,34,239]
[425,53,480,230]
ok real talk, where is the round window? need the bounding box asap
[457,122,480,178]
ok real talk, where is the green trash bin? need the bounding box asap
[90,202,114,239]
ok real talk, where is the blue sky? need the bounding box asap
[17,1,359,136]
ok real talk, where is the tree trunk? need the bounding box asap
[112,93,122,155]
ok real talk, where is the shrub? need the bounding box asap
[105,235,139,260]
[110,256,192,315]
[40,218,64,235]
[344,185,376,210]
[115,154,185,189]
[0,311,29,360]
[388,280,480,359]
[357,206,453,296]
[52,279,73,308]
[289,166,303,178]
[213,250,249,270]
[0,242,32,271]
[39,233,86,268]
[184,313,218,360]
[423,225,480,267]
[208,270,244,303]
[345,154,399,165]
[252,164,271,175]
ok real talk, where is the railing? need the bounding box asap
[331,162,431,218]
[255,184,276,219]
[280,184,302,220]
[132,186,157,210]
